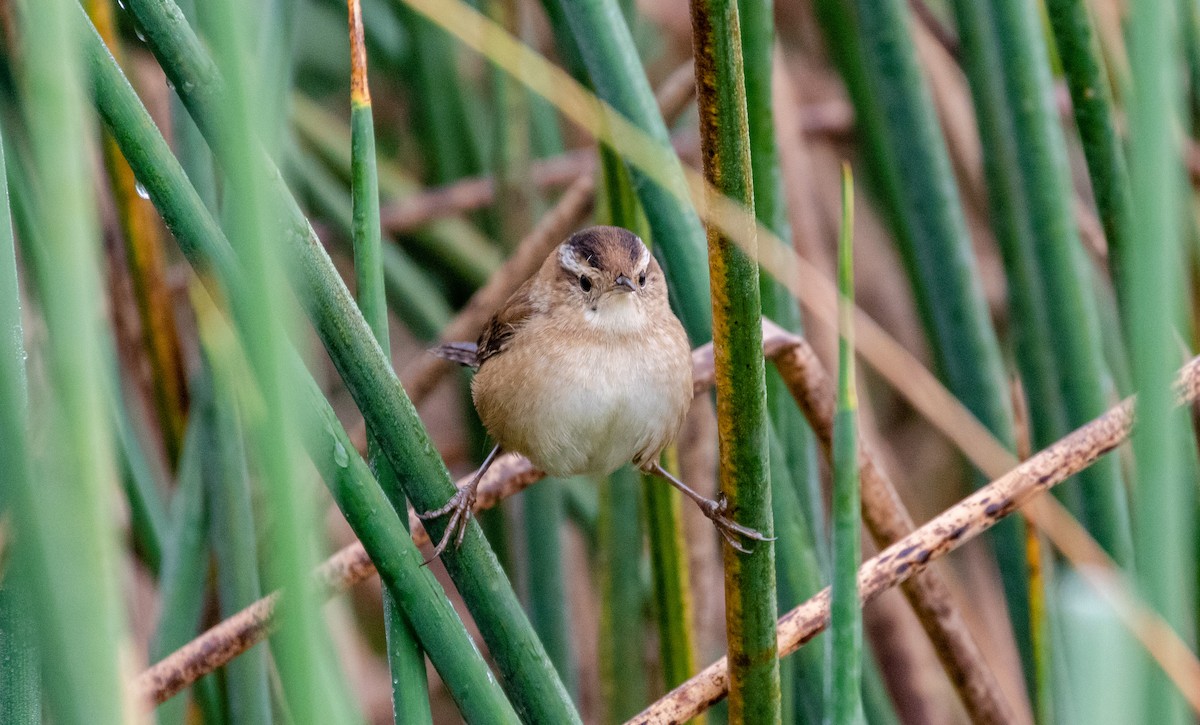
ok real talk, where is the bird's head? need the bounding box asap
[554,226,662,331]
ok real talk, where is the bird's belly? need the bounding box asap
[474,341,687,477]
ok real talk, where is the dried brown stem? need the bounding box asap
[629,350,1200,724]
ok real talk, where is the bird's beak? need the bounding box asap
[614,274,636,293]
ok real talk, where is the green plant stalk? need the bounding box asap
[523,480,577,698]
[1043,0,1134,315]
[960,0,1132,565]
[738,0,824,571]
[348,6,433,717]
[813,0,1036,690]
[203,373,273,725]
[203,0,356,719]
[287,147,452,341]
[187,216,517,723]
[736,8,829,717]
[1127,0,1196,721]
[150,396,213,725]
[170,0,218,213]
[642,449,699,699]
[1186,0,1200,134]
[546,0,713,344]
[690,0,779,719]
[12,0,127,720]
[829,164,862,725]
[79,15,564,720]
[767,430,825,724]
[4,124,171,580]
[290,95,503,290]
[295,368,521,724]
[1057,573,1135,724]
[0,124,40,725]
[0,584,38,725]
[111,375,171,574]
[598,468,648,722]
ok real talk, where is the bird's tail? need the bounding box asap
[430,341,480,368]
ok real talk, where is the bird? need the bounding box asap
[422,225,772,559]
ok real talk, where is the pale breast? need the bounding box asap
[471,313,692,478]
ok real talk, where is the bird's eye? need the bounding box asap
[638,272,647,287]
[579,275,592,292]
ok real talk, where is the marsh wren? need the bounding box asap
[423,225,771,558]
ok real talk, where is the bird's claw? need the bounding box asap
[701,493,775,554]
[418,486,477,564]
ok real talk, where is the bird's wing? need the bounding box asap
[475,276,539,366]
[430,341,481,367]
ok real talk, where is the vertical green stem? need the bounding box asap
[203,374,273,725]
[12,0,127,720]
[523,480,577,697]
[829,164,862,725]
[737,2,828,718]
[598,466,647,721]
[1044,0,1134,313]
[348,2,433,719]
[690,0,779,720]
[1127,0,1196,722]
[642,448,699,699]
[0,125,40,725]
[149,406,212,725]
[203,0,358,719]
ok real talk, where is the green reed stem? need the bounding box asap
[1127,0,1196,722]
[12,1,127,720]
[348,2,433,717]
[828,164,862,725]
[814,0,1033,694]
[0,122,40,725]
[690,0,779,719]
[1044,0,1133,314]
[598,466,648,721]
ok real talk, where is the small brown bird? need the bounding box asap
[423,225,771,558]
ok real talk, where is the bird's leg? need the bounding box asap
[419,445,502,562]
[644,462,775,554]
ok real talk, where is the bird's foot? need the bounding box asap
[698,493,775,554]
[418,484,478,563]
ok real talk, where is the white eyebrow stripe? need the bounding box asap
[558,243,589,277]
[636,243,651,272]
